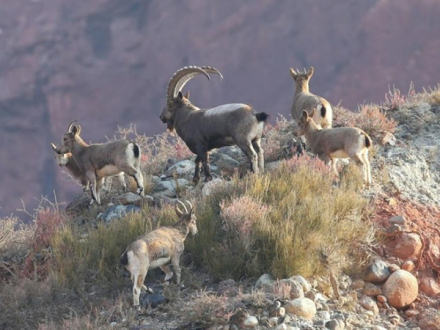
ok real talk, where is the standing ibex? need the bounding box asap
[57,121,144,205]
[160,66,269,183]
[120,200,198,306]
[51,143,90,191]
[296,109,372,185]
[51,143,127,193]
[290,67,332,129]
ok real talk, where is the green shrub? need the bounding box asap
[187,154,371,280]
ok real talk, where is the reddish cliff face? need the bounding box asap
[0,0,439,217]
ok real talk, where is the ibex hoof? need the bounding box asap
[204,176,213,182]
[192,176,200,184]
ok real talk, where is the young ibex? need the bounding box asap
[296,109,372,185]
[51,143,127,193]
[57,121,144,205]
[120,200,198,306]
[160,66,269,183]
[290,67,333,129]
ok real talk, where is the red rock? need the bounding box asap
[402,260,415,272]
[393,233,423,259]
[419,277,440,297]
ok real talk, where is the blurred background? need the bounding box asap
[0,0,439,219]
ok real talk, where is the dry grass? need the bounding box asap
[262,115,300,162]
[333,104,397,143]
[115,125,193,176]
[187,153,372,280]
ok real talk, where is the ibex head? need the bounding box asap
[160,66,223,132]
[59,119,81,153]
[51,143,70,166]
[175,199,198,236]
[290,66,314,83]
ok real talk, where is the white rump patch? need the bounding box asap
[330,150,350,159]
[126,143,136,163]
[149,257,171,269]
[204,104,246,116]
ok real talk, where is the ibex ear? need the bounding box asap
[306,66,314,79]
[51,143,57,151]
[184,91,190,100]
[302,110,309,119]
[177,91,184,102]
[289,68,297,78]
[72,125,81,136]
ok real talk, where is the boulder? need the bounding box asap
[393,233,423,259]
[364,260,391,284]
[382,270,418,308]
[285,298,316,320]
[289,275,312,292]
[164,160,195,178]
[202,178,229,197]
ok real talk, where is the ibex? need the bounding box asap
[296,109,372,185]
[57,121,144,205]
[120,200,198,306]
[51,143,127,193]
[160,66,269,183]
[51,143,90,191]
[290,67,332,129]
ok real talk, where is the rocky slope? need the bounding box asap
[1,0,440,217]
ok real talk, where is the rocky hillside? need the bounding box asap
[2,0,440,218]
[1,90,439,329]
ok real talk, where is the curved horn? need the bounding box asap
[200,66,223,80]
[176,199,189,214]
[166,66,211,102]
[67,119,78,133]
[186,200,193,211]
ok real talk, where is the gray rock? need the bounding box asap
[153,178,189,198]
[256,273,275,289]
[164,160,195,178]
[364,260,391,284]
[289,275,312,292]
[214,153,240,173]
[141,293,168,308]
[326,319,345,330]
[202,178,229,197]
[359,296,379,314]
[389,215,406,225]
[217,146,244,160]
[112,192,142,205]
[97,204,141,222]
[242,316,258,328]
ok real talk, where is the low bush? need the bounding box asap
[333,104,396,142]
[187,154,371,280]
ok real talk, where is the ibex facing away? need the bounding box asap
[160,66,269,183]
[120,200,198,306]
[290,66,332,129]
[296,109,372,185]
[57,121,144,205]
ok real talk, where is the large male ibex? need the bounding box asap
[160,66,269,183]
